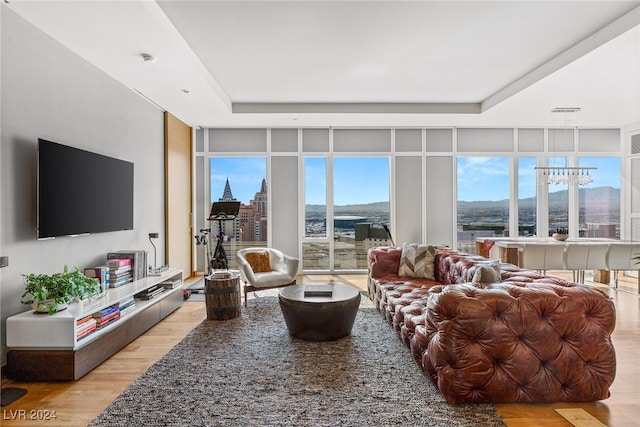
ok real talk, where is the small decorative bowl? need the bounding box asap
[552,233,568,241]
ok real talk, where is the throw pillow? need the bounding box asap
[472,264,500,284]
[472,260,502,283]
[245,251,271,273]
[398,243,436,279]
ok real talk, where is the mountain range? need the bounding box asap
[459,186,620,211]
[305,186,619,211]
[306,201,389,213]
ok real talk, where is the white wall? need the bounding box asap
[1,7,165,364]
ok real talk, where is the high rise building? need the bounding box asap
[251,179,268,218]
[214,177,240,240]
[238,204,257,242]
[211,177,268,243]
[250,179,268,243]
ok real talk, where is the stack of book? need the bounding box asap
[92,305,120,329]
[76,314,97,341]
[211,270,231,279]
[159,278,183,289]
[107,250,147,280]
[107,258,133,288]
[303,284,334,297]
[118,296,136,317]
[134,285,164,300]
[83,266,110,292]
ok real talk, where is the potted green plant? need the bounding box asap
[21,266,102,315]
[552,227,569,241]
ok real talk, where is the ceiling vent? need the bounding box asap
[551,107,581,113]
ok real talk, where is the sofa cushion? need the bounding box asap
[472,260,502,283]
[245,251,271,273]
[471,264,500,283]
[251,270,292,288]
[398,243,436,279]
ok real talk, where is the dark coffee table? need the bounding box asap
[278,283,361,341]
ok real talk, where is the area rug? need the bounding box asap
[89,297,506,427]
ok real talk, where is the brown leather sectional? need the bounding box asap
[367,246,617,405]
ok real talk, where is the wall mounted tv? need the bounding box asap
[37,139,134,239]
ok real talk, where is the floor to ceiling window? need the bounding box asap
[303,157,329,270]
[302,156,390,271]
[196,127,624,273]
[333,157,390,270]
[209,157,267,269]
[547,156,570,234]
[518,157,537,236]
[578,157,621,238]
[457,157,510,253]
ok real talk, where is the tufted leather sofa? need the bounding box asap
[368,246,616,405]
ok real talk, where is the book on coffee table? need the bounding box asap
[304,284,333,297]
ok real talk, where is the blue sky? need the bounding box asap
[458,156,621,201]
[211,156,389,206]
[210,157,266,204]
[305,157,390,205]
[333,157,389,205]
[212,156,619,204]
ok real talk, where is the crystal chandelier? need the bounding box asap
[536,107,596,186]
[535,166,595,185]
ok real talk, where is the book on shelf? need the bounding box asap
[134,285,164,300]
[95,315,119,329]
[160,278,183,289]
[110,271,133,280]
[75,314,94,327]
[119,296,135,310]
[83,266,110,292]
[108,263,133,284]
[77,317,97,329]
[92,305,118,319]
[119,304,137,317]
[94,309,120,328]
[76,323,97,340]
[76,319,97,335]
[109,265,132,275]
[107,250,147,280]
[106,258,132,268]
[109,275,133,288]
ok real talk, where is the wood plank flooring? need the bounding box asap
[2,273,638,426]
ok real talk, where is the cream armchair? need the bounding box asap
[236,247,299,307]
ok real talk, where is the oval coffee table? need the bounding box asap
[278,283,361,341]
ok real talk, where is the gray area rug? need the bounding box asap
[90,297,506,426]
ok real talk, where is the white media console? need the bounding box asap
[6,268,183,381]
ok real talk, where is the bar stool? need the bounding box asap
[519,243,566,274]
[565,243,609,284]
[606,243,640,289]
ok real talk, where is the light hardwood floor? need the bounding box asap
[1,273,638,426]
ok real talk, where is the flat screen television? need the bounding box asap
[37,139,134,239]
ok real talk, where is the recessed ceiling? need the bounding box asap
[6,1,640,128]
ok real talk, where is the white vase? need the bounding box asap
[32,299,68,314]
